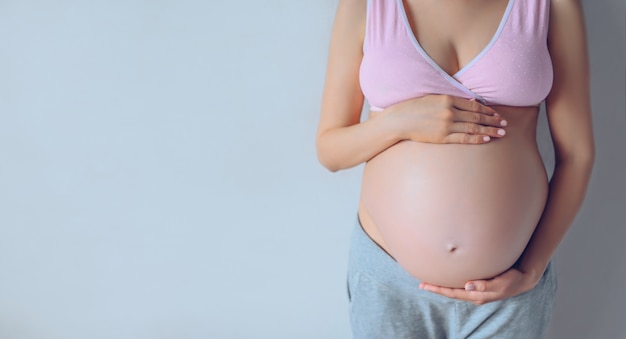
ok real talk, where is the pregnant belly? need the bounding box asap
[360,137,548,288]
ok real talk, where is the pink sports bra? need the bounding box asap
[360,0,553,111]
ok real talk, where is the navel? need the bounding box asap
[446,243,459,254]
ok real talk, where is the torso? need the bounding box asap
[358,0,553,288]
[359,105,548,288]
[401,0,511,77]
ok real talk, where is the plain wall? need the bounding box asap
[0,0,623,338]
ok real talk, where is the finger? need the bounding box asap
[420,284,470,300]
[444,133,492,144]
[451,96,498,115]
[422,285,506,305]
[450,122,507,138]
[454,109,508,128]
[421,284,493,304]
[464,280,489,293]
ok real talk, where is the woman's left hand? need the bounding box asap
[419,267,540,305]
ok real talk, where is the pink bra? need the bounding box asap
[360,0,553,111]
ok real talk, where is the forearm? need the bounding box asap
[518,156,594,281]
[316,113,403,172]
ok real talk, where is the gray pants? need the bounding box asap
[347,215,557,339]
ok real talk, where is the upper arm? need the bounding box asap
[545,0,595,162]
[316,0,368,139]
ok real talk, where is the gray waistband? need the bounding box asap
[348,214,429,296]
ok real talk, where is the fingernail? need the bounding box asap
[497,129,506,136]
[483,136,491,142]
[465,283,475,291]
[500,120,508,127]
[493,112,500,117]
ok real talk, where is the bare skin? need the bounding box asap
[360,104,547,288]
[316,0,594,304]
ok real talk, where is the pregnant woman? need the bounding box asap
[316,0,594,338]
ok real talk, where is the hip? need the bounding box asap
[347,215,558,338]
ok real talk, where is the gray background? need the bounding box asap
[0,0,623,338]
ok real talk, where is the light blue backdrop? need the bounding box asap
[0,1,624,338]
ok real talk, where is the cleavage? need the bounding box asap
[401,0,511,77]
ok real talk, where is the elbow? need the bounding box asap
[316,133,341,173]
[555,144,595,171]
[316,146,341,173]
[578,143,595,168]
[585,149,595,175]
[585,147,595,169]
[319,160,341,173]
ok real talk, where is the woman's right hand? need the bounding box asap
[375,95,508,144]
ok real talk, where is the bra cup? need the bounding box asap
[360,0,553,108]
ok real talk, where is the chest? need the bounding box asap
[401,0,513,76]
[359,0,553,109]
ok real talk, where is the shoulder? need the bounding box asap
[548,0,584,18]
[547,0,586,51]
[334,0,368,23]
[549,0,581,7]
[545,0,590,118]
[335,0,368,13]
[329,0,369,49]
[338,0,368,7]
